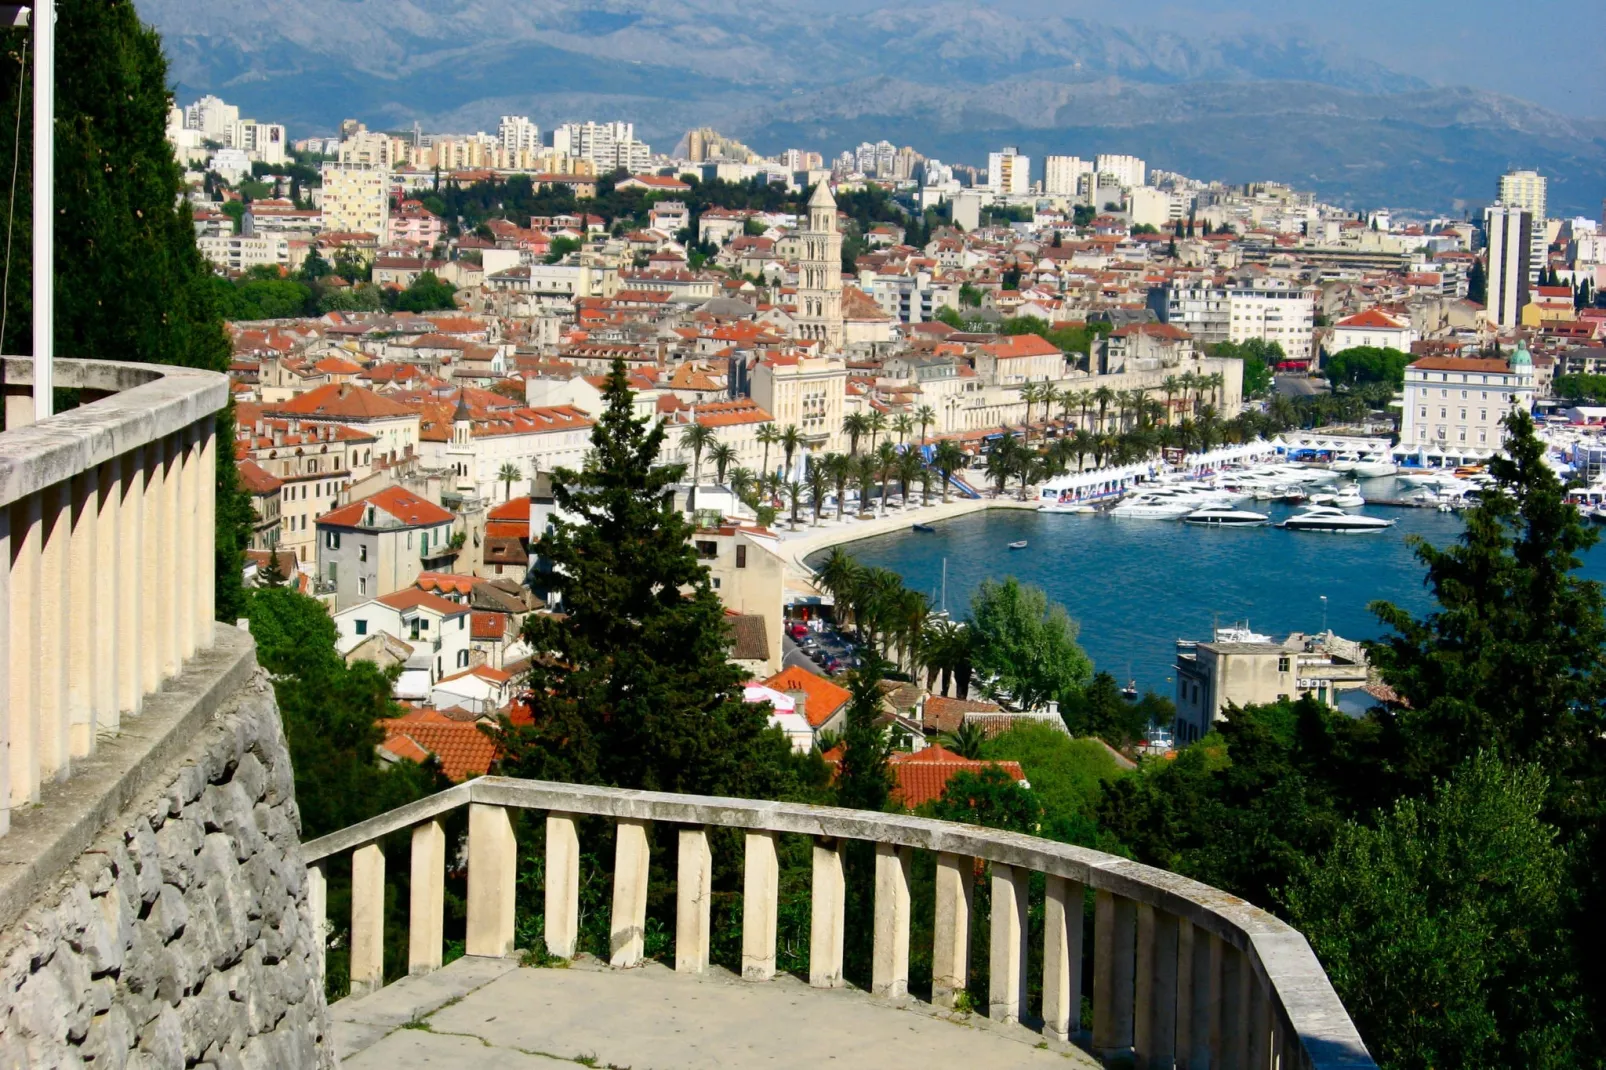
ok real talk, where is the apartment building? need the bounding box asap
[196,233,290,274]
[1095,154,1147,189]
[751,354,847,458]
[1484,205,1533,328]
[316,487,459,610]
[320,163,390,242]
[986,147,1031,195]
[1043,155,1093,197]
[1148,278,1316,362]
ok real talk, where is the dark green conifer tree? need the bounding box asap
[496,359,802,799]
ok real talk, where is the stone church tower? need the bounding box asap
[794,181,844,352]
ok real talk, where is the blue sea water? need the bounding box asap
[812,478,1606,701]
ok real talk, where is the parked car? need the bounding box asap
[786,622,810,641]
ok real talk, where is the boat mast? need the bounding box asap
[940,557,947,615]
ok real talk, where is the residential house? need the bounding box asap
[315,486,459,609]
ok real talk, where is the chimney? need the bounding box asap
[786,690,807,724]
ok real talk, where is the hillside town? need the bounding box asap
[191,94,1606,788]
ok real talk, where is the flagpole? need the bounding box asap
[30,0,50,420]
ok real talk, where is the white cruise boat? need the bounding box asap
[1109,494,1198,519]
[1280,505,1395,533]
[1183,507,1270,527]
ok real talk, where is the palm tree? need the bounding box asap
[932,440,966,503]
[784,480,804,529]
[842,412,869,456]
[1208,372,1225,409]
[874,440,899,514]
[1178,371,1200,416]
[680,422,715,511]
[709,442,736,485]
[755,422,780,478]
[806,463,830,526]
[1093,386,1115,433]
[896,450,922,508]
[922,618,973,697]
[823,452,851,520]
[1015,453,1041,500]
[893,413,914,446]
[853,454,877,516]
[815,547,863,629]
[1070,430,1094,472]
[939,721,988,759]
[914,404,936,446]
[866,410,889,453]
[1161,375,1180,426]
[496,461,523,502]
[985,438,1020,496]
[729,466,755,507]
[1056,387,1076,425]
[1020,382,1041,440]
[1076,389,1094,431]
[919,465,934,507]
[779,424,804,479]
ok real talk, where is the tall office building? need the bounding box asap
[1484,204,1533,327]
[1043,155,1093,196]
[987,147,1030,195]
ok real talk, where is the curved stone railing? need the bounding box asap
[0,356,228,835]
[304,777,1376,1069]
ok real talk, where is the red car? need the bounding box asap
[786,622,809,640]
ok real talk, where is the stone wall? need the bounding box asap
[0,667,332,1069]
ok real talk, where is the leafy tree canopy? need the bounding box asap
[1326,346,1410,390]
[968,577,1092,710]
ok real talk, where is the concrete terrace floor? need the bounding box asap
[332,955,1100,1069]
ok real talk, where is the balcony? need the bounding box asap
[308,778,1376,1069]
[0,355,226,835]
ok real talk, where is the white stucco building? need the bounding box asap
[1399,344,1535,461]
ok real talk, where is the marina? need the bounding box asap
[814,473,1606,699]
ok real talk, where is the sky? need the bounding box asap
[854,0,1606,117]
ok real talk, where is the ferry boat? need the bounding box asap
[1280,505,1395,533]
[1182,507,1271,527]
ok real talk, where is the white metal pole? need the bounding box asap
[31,0,50,420]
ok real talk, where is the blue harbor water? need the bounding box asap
[814,477,1606,702]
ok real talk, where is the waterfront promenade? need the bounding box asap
[771,493,1037,569]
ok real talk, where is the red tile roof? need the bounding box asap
[376,588,469,616]
[887,745,1026,807]
[236,459,283,494]
[379,713,497,781]
[268,382,417,419]
[1336,308,1408,329]
[981,334,1060,360]
[761,666,852,728]
[1410,356,1516,374]
[318,486,454,528]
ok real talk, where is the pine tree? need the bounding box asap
[1467,257,1487,305]
[257,549,288,588]
[496,359,803,798]
[0,0,249,619]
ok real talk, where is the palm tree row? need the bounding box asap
[1013,373,1228,440]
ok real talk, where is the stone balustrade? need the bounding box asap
[0,356,228,836]
[303,776,1377,1069]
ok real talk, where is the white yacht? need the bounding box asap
[1183,507,1271,527]
[1310,485,1365,509]
[1109,494,1198,519]
[1352,455,1398,478]
[1281,505,1395,533]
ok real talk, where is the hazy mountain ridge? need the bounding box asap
[140,0,1606,214]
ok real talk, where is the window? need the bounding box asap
[326,531,340,550]
[712,577,721,589]
[457,650,469,668]
[1277,656,1290,672]
[359,544,368,562]
[358,577,367,595]
[355,619,368,636]
[418,618,430,631]
[460,615,466,630]
[1480,410,1487,421]
[736,545,747,569]
[1460,409,1466,420]
[329,563,338,584]
[695,540,717,559]
[1419,407,1427,418]
[1439,407,1446,419]
[1461,390,1467,399]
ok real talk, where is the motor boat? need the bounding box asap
[1329,453,1361,474]
[1280,505,1395,533]
[1109,494,1198,519]
[911,523,936,533]
[1007,540,1028,550]
[1183,507,1270,527]
[1352,456,1398,478]
[1038,500,1096,514]
[1310,485,1365,509]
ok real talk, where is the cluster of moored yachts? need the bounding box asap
[1051,464,1404,533]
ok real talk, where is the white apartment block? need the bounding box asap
[751,355,847,456]
[320,163,391,240]
[1400,348,1535,457]
[1149,278,1315,362]
[987,147,1031,195]
[226,120,286,165]
[551,121,652,174]
[498,115,541,156]
[1129,186,1185,229]
[1095,154,1147,189]
[1498,170,1547,223]
[1043,156,1093,197]
[183,95,238,137]
[197,233,290,274]
[1484,205,1532,328]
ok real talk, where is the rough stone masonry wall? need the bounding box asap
[0,670,332,1069]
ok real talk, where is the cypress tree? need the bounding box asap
[0,0,249,618]
[496,359,803,799]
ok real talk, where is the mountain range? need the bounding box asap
[137,0,1606,215]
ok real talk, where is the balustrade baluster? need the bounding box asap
[1135,905,1179,1069]
[350,843,385,996]
[809,837,845,988]
[117,449,142,715]
[0,503,10,835]
[1221,942,1250,1070]
[409,819,446,976]
[66,468,96,757]
[466,802,516,957]
[675,826,712,974]
[742,829,779,981]
[1250,975,1273,1070]
[38,483,69,781]
[545,812,580,958]
[1093,889,1137,1058]
[1042,874,1083,1043]
[610,818,651,967]
[10,494,41,810]
[176,425,199,661]
[308,861,327,987]
[932,852,972,1008]
[92,459,119,732]
[872,842,911,998]
[988,862,1028,1025]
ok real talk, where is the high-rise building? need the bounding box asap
[1043,155,1093,196]
[1497,169,1548,285]
[183,95,239,137]
[1095,154,1146,189]
[987,147,1030,195]
[1484,204,1533,328]
[794,182,843,352]
[320,163,391,241]
[551,121,652,174]
[498,116,541,157]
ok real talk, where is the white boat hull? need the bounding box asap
[1353,461,1397,478]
